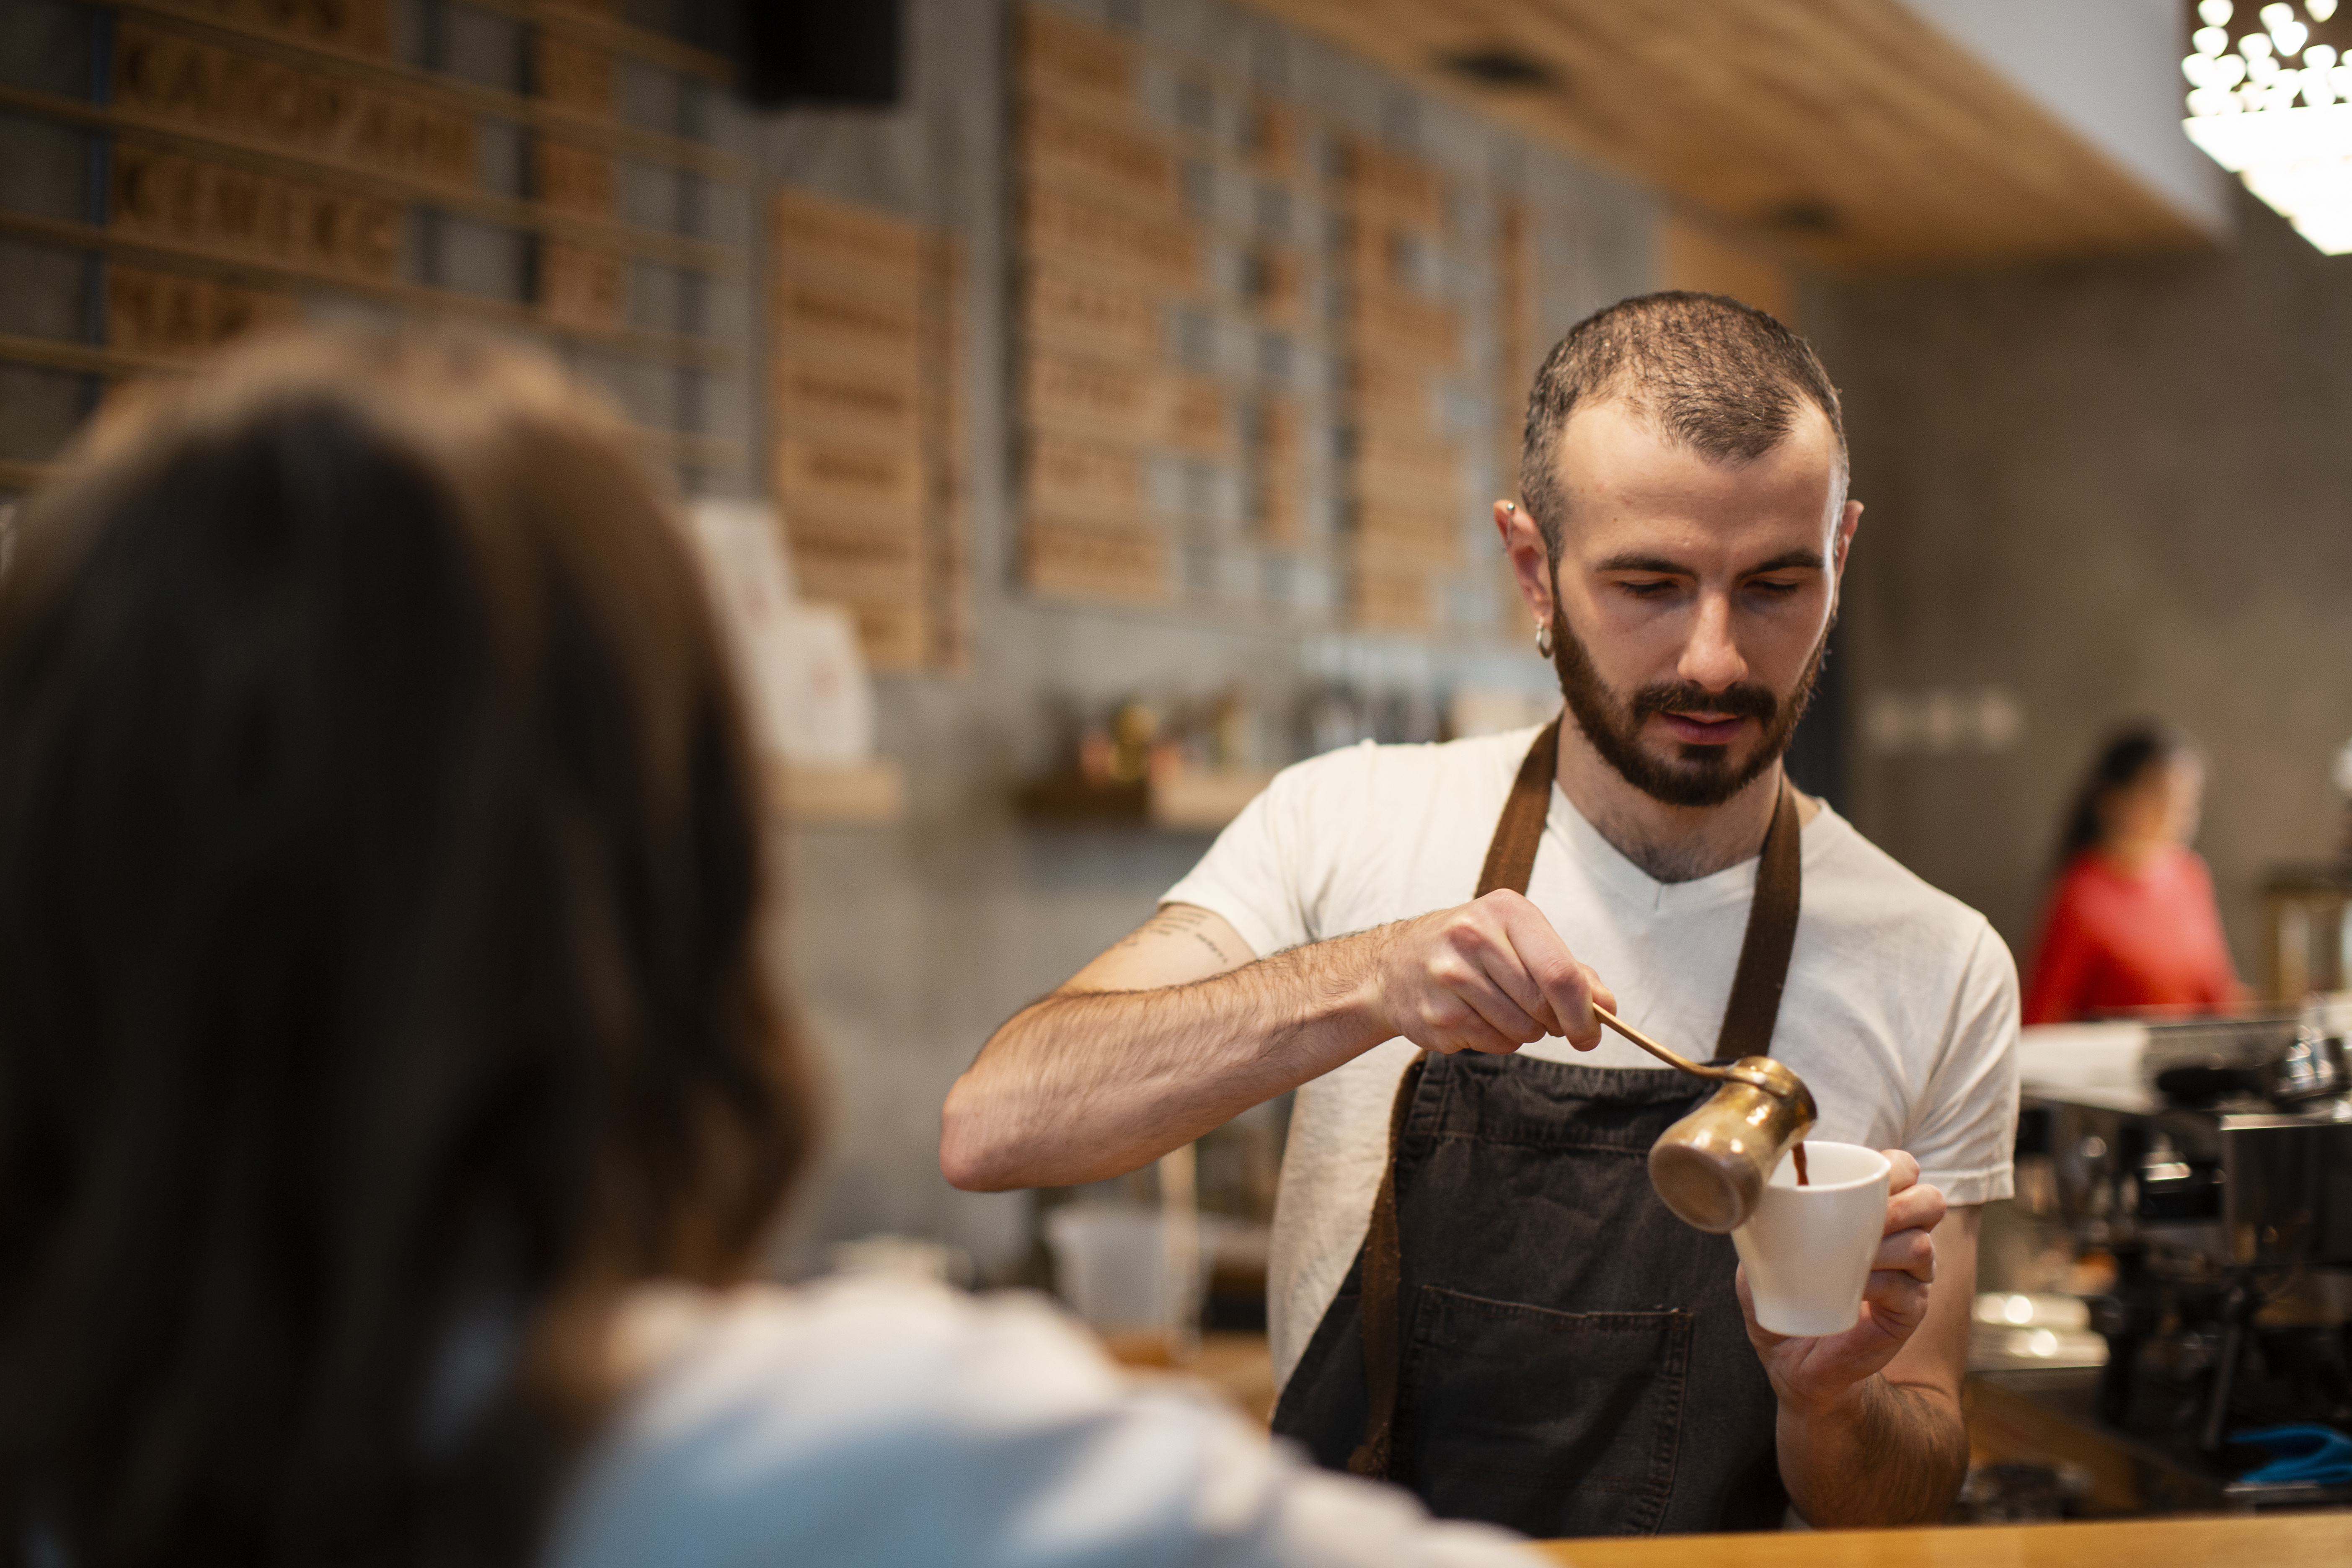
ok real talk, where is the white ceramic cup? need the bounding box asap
[1729,1141,1893,1338]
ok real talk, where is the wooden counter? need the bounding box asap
[1535,1512,2349,1566]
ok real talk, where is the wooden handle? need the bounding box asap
[1590,1003,1734,1082]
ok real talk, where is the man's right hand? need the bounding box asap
[942,891,1611,1191]
[1365,889,1614,1056]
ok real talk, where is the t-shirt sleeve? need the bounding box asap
[1906,920,2021,1207]
[1161,745,1363,961]
[551,1280,1543,1568]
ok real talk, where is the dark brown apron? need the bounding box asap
[1269,717,1803,1536]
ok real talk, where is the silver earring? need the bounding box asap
[1535,622,1555,658]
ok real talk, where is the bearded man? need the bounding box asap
[941,292,2019,1536]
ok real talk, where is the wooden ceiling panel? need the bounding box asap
[1236,0,2211,269]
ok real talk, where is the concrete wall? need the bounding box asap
[1813,183,2352,986]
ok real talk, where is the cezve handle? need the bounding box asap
[1589,1003,1737,1083]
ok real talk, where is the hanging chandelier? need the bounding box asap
[2182,2,2352,252]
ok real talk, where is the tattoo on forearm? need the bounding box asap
[1117,905,1240,967]
[965,920,1403,1188]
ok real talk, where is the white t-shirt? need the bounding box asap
[544,1276,1540,1568]
[1161,727,2021,1392]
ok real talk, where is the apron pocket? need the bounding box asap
[1400,1287,1693,1538]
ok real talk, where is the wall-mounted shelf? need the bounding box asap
[1016,767,1274,833]
[770,759,907,826]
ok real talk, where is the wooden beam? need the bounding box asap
[1234,0,2211,270]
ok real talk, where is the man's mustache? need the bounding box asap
[1628,681,1779,728]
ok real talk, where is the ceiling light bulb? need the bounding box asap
[2218,52,2249,83]
[2192,34,2352,258]
[2185,53,2214,85]
[2244,31,2274,57]
[2197,24,2233,53]
[2313,0,2340,20]
[2260,2,2293,27]
[2201,0,2235,23]
[2276,20,2310,52]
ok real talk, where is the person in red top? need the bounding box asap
[2023,725,2244,1024]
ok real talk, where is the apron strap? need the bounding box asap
[1474,716,1561,898]
[1350,716,1554,1475]
[1343,1051,1424,1478]
[1347,721,1806,1480]
[1713,779,1803,1063]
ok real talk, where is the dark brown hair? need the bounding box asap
[1518,290,1847,555]
[2055,722,2197,870]
[0,332,813,1568]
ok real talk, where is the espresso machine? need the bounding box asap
[2017,1007,2352,1501]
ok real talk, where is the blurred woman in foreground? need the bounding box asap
[0,333,1533,1568]
[2022,724,2243,1025]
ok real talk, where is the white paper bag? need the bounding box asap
[685,499,873,767]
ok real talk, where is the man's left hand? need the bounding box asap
[1734,1150,1946,1412]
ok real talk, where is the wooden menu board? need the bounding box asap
[109,144,406,281]
[111,20,476,187]
[1011,3,1344,617]
[1001,0,1669,646]
[1008,2,1553,639]
[106,263,300,355]
[0,0,747,492]
[770,186,966,673]
[1013,8,1167,604]
[1489,197,1548,636]
[1338,135,1467,633]
[97,10,635,335]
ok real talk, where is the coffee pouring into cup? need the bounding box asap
[1590,1004,1818,1233]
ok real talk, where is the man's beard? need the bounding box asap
[1550,601,1830,810]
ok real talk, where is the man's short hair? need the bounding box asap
[1517,291,1847,555]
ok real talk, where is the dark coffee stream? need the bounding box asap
[1793,1144,1810,1186]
